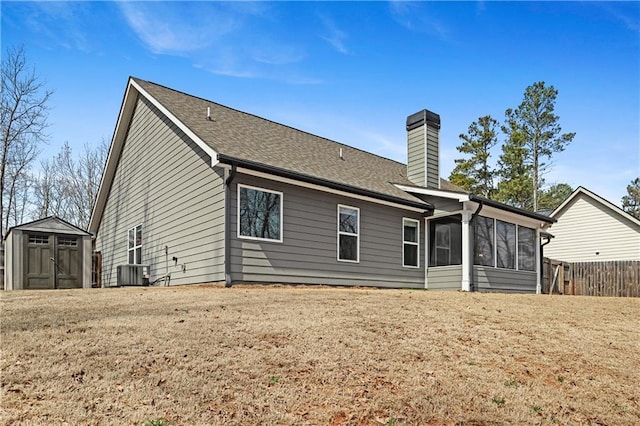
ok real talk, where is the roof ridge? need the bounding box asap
[131,77,409,168]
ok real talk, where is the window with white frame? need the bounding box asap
[238,184,283,242]
[403,218,419,267]
[518,226,536,271]
[338,205,359,262]
[429,215,462,267]
[128,224,142,264]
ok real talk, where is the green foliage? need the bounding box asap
[492,396,506,406]
[557,375,565,383]
[621,177,640,219]
[495,120,533,209]
[449,115,499,197]
[500,81,575,211]
[537,183,574,211]
[531,404,543,413]
[268,375,281,385]
[145,418,170,426]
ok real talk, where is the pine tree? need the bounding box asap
[448,115,498,197]
[537,183,573,211]
[495,120,533,209]
[621,177,640,219]
[501,82,575,211]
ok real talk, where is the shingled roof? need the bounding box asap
[132,78,430,209]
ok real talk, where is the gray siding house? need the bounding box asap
[89,78,554,292]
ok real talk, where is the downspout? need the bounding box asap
[539,234,553,293]
[224,162,237,288]
[469,200,484,292]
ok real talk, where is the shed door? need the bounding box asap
[24,235,54,289]
[55,236,81,289]
[24,234,82,289]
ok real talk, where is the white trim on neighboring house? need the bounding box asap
[237,184,284,243]
[337,204,360,263]
[551,186,640,227]
[226,165,427,213]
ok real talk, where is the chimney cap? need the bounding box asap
[406,109,440,131]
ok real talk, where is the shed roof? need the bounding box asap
[7,216,90,238]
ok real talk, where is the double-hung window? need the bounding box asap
[128,224,142,264]
[403,218,419,268]
[238,184,283,242]
[338,205,359,262]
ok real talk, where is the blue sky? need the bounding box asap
[2,1,639,206]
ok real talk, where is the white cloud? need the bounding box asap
[388,0,451,41]
[117,2,238,54]
[318,13,349,55]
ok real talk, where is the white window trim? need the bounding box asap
[402,218,420,268]
[337,204,360,263]
[128,224,142,265]
[237,184,284,243]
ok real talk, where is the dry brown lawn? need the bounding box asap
[1,285,639,425]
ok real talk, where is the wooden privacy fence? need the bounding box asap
[543,258,640,297]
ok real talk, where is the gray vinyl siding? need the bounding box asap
[427,266,462,290]
[95,95,225,286]
[407,126,425,187]
[229,174,425,288]
[425,124,439,189]
[474,266,537,293]
[407,124,439,189]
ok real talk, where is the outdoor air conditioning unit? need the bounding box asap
[117,264,150,286]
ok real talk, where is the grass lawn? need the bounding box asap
[1,285,639,425]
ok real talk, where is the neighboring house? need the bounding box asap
[4,216,92,290]
[89,77,554,292]
[545,187,640,262]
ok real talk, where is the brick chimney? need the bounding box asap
[406,109,440,189]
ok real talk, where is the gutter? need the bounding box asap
[539,232,554,291]
[468,194,556,224]
[217,153,432,212]
[224,162,237,288]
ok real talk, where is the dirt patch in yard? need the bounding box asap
[1,286,639,425]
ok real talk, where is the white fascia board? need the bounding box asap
[394,184,470,202]
[221,165,427,213]
[129,79,219,167]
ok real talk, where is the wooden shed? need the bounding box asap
[4,216,92,290]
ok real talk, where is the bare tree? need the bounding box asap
[32,140,108,229]
[1,45,52,235]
